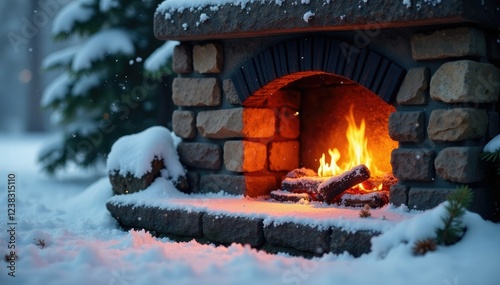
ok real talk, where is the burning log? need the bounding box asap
[285,168,318,178]
[361,174,397,192]
[281,177,325,197]
[270,190,312,202]
[317,165,371,203]
[336,191,389,208]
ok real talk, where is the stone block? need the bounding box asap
[388,111,425,142]
[177,142,222,170]
[193,43,223,74]
[199,174,276,197]
[435,147,485,183]
[264,222,331,254]
[411,27,486,60]
[199,174,246,195]
[391,149,435,181]
[172,110,196,139]
[202,214,264,247]
[244,176,278,197]
[109,158,163,195]
[197,108,243,139]
[196,108,275,139]
[172,78,221,107]
[242,108,276,138]
[396,67,429,105]
[389,184,410,206]
[172,44,193,74]
[430,60,500,104]
[223,140,266,172]
[330,228,380,257]
[427,108,487,141]
[408,188,456,210]
[268,141,299,171]
[223,79,241,105]
[106,203,157,230]
[278,107,300,139]
[106,204,203,237]
[154,209,203,237]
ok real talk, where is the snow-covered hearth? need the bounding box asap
[150,0,500,218]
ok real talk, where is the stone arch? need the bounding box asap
[230,37,406,104]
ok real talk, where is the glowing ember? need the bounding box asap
[317,105,384,191]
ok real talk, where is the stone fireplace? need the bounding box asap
[154,0,500,217]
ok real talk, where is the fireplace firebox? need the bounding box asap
[154,0,500,217]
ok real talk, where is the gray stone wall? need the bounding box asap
[390,26,499,214]
[169,26,499,214]
[171,42,299,197]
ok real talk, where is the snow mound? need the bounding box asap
[484,134,500,152]
[106,126,185,179]
[303,11,315,22]
[72,29,135,72]
[371,203,447,259]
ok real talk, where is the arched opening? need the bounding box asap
[288,73,397,176]
[230,37,406,202]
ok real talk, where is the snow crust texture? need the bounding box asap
[0,136,499,285]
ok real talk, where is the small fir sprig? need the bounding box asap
[436,185,473,246]
[34,239,46,249]
[412,238,437,256]
[481,150,500,175]
[359,204,371,218]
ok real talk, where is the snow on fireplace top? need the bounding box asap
[154,0,499,41]
[156,0,425,12]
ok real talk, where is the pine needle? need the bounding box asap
[436,185,473,246]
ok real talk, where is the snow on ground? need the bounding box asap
[1,135,500,285]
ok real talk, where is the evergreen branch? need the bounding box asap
[436,185,473,246]
[40,0,175,174]
[480,150,500,163]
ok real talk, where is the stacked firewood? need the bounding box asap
[271,165,393,208]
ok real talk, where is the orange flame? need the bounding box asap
[317,105,383,184]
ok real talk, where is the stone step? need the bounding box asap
[106,201,384,258]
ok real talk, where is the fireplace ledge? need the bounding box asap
[106,188,415,257]
[154,0,499,41]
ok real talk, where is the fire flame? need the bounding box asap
[317,105,383,190]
